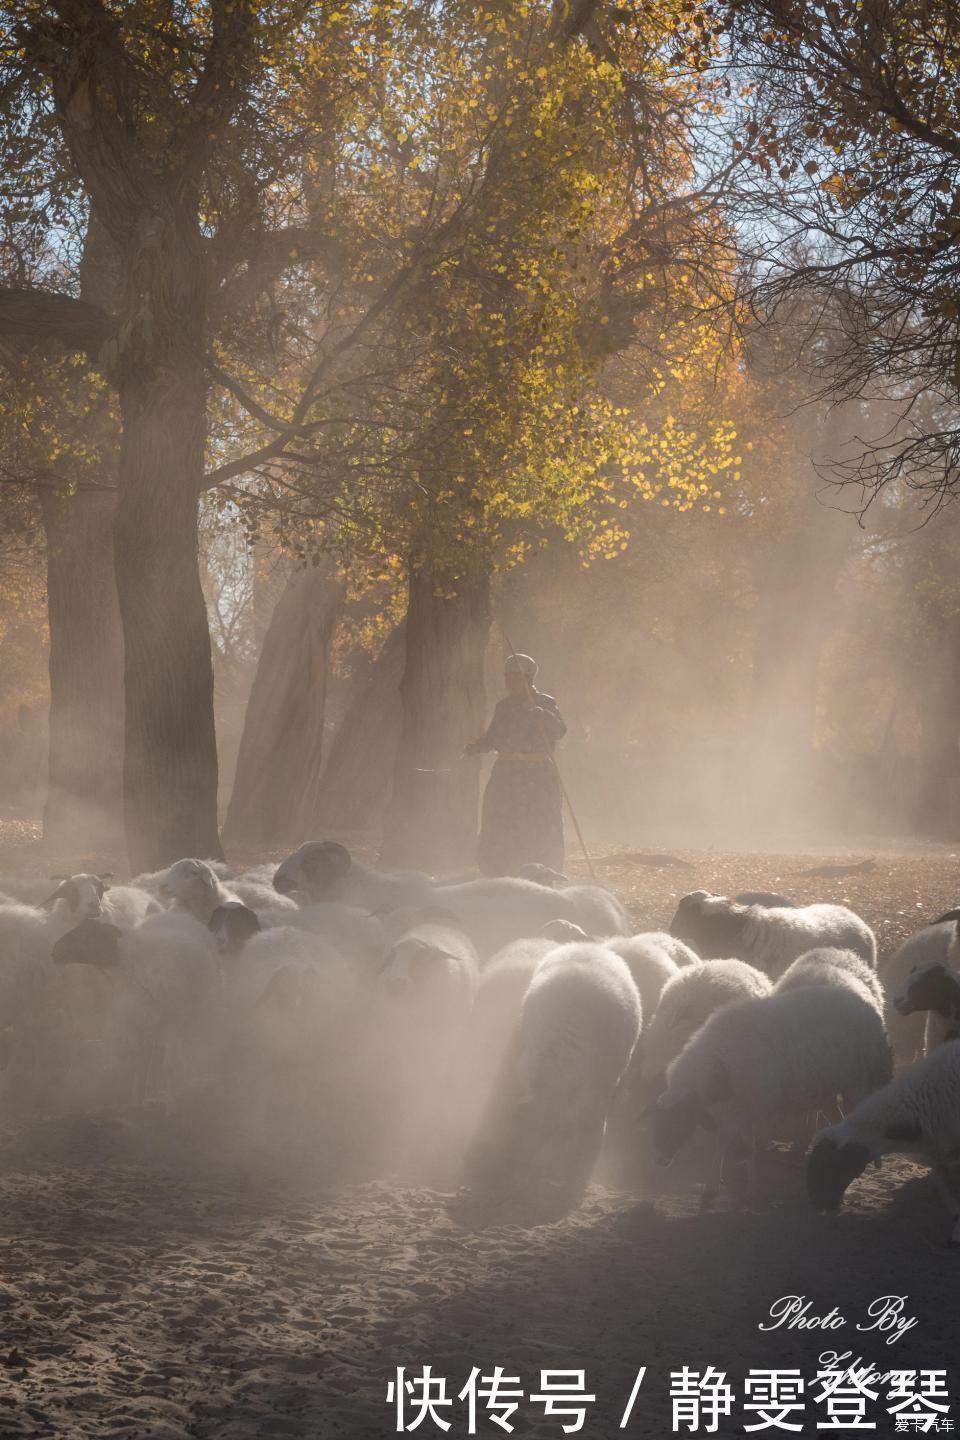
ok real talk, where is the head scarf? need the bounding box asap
[504,652,538,680]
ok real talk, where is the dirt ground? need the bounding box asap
[0,838,957,1438]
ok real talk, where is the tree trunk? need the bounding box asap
[223,560,346,849]
[745,408,857,833]
[115,370,223,871]
[312,622,406,834]
[40,208,124,860]
[40,484,124,859]
[380,556,492,872]
[916,618,960,838]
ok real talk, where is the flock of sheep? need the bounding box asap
[0,839,958,1234]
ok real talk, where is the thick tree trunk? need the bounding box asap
[40,484,124,858]
[745,409,857,833]
[223,560,346,849]
[916,619,960,837]
[40,209,124,859]
[380,556,492,872]
[115,371,223,870]
[747,537,849,833]
[312,623,406,834]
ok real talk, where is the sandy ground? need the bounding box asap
[0,836,957,1437]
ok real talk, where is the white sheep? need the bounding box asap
[377,913,479,1011]
[640,959,772,1087]
[669,891,876,978]
[606,935,683,1022]
[807,1038,960,1243]
[467,942,641,1213]
[0,899,99,1107]
[280,901,389,973]
[372,912,480,1182]
[272,840,435,911]
[135,858,236,925]
[220,923,359,1093]
[880,917,958,1058]
[463,938,553,1134]
[655,934,701,969]
[228,877,300,914]
[430,876,628,959]
[51,911,223,1104]
[893,958,960,1055]
[654,983,892,1204]
[273,843,629,957]
[775,947,884,1015]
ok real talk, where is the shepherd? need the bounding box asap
[464,652,566,877]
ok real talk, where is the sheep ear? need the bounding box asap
[883,1120,923,1143]
[97,872,114,884]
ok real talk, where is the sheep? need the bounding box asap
[466,942,641,1215]
[136,858,236,925]
[273,844,629,957]
[472,938,551,1034]
[669,891,876,978]
[218,923,359,1065]
[38,873,159,928]
[429,876,629,959]
[807,1038,960,1243]
[228,877,299,914]
[273,840,435,911]
[654,983,892,1204]
[733,891,796,908]
[775,947,884,1015]
[607,935,684,1021]
[208,901,263,955]
[880,921,955,1059]
[464,938,554,1129]
[377,913,479,1010]
[640,959,772,1089]
[880,917,958,1058]
[0,899,102,1107]
[280,901,391,973]
[655,934,701,969]
[894,959,960,1055]
[371,912,480,1182]
[51,911,224,1104]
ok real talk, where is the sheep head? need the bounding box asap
[51,918,123,969]
[895,960,960,1020]
[669,891,749,960]
[38,873,109,919]
[378,935,459,992]
[209,902,261,955]
[158,858,221,920]
[274,840,351,899]
[807,1134,872,1212]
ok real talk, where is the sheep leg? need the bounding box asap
[699,1133,726,1211]
[930,1165,960,1246]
